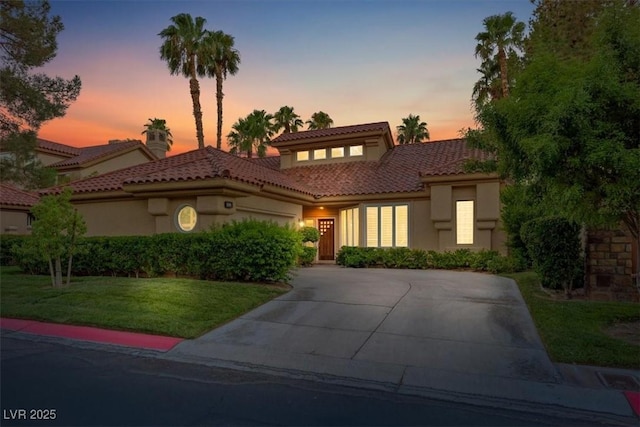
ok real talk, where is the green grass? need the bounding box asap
[0,266,288,338]
[505,272,640,369]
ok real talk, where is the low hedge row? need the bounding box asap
[3,220,303,283]
[335,246,525,274]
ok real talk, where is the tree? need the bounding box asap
[306,111,333,130]
[159,13,207,149]
[29,188,86,287]
[467,1,640,289]
[274,106,303,134]
[141,117,173,150]
[0,131,56,189]
[0,0,80,189]
[396,114,430,144]
[228,110,275,158]
[198,30,240,150]
[0,0,81,139]
[474,12,525,100]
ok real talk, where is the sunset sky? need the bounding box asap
[38,0,535,154]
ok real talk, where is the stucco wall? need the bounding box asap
[76,199,155,236]
[0,209,31,235]
[37,152,68,166]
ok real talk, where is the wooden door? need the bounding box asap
[318,218,335,260]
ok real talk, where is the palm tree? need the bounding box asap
[199,30,240,150]
[474,12,525,99]
[273,106,303,134]
[227,110,275,158]
[141,118,173,151]
[471,58,502,111]
[396,114,430,144]
[306,111,333,130]
[159,13,207,149]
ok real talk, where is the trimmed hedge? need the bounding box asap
[335,246,524,274]
[3,220,302,283]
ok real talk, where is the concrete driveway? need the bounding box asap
[168,266,560,392]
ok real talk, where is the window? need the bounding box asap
[456,200,474,244]
[365,204,408,247]
[331,147,344,158]
[176,205,197,232]
[349,145,363,156]
[340,207,359,246]
[313,149,327,160]
[296,151,309,161]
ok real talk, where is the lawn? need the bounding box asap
[506,272,640,369]
[0,266,288,338]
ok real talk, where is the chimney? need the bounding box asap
[145,130,168,159]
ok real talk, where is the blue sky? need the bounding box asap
[40,0,536,153]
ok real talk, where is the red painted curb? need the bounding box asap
[0,318,183,351]
[624,391,640,418]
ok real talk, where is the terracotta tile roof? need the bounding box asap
[55,147,315,196]
[278,139,490,197]
[49,139,491,199]
[36,138,81,157]
[0,184,40,207]
[271,122,391,145]
[50,141,151,168]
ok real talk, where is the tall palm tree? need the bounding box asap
[306,111,333,130]
[474,12,525,99]
[227,110,275,158]
[273,106,303,134]
[199,30,240,150]
[396,114,430,144]
[471,58,502,111]
[159,13,207,149]
[141,118,173,150]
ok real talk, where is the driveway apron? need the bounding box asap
[168,266,560,389]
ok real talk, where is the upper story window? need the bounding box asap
[313,149,327,160]
[331,147,344,158]
[296,151,309,161]
[349,145,363,156]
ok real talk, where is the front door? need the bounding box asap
[318,218,335,260]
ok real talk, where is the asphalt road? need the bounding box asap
[0,336,617,427]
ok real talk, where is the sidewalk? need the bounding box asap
[1,317,639,425]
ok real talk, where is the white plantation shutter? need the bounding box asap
[395,205,408,247]
[340,209,347,246]
[366,207,378,247]
[353,207,359,246]
[456,201,474,244]
[380,206,393,246]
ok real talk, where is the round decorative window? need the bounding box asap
[176,205,197,232]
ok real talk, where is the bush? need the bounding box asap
[299,226,320,243]
[0,235,26,266]
[7,220,302,283]
[299,246,317,266]
[205,219,301,282]
[336,246,523,274]
[521,216,582,293]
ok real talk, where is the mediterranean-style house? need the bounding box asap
[37,122,507,260]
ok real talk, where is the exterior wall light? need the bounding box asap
[224,201,233,209]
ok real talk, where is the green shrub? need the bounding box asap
[205,219,301,282]
[299,246,317,266]
[521,216,582,293]
[299,226,320,243]
[0,235,26,266]
[336,246,380,268]
[336,246,523,274]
